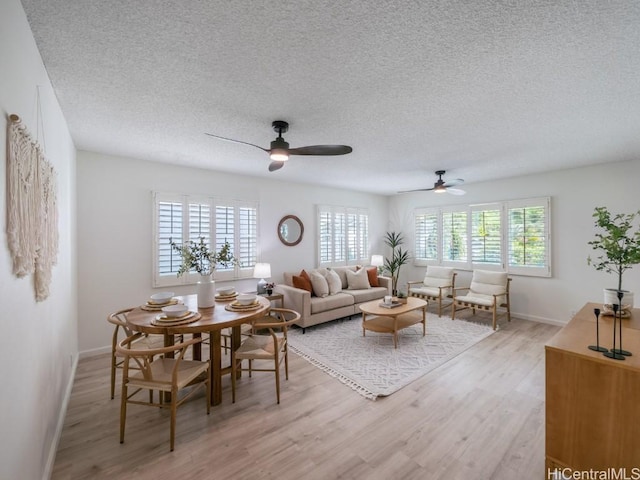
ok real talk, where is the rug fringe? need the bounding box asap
[289,345,378,400]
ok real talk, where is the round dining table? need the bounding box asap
[126,294,271,405]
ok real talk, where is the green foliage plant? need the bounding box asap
[383,231,411,295]
[587,207,640,292]
[170,236,237,277]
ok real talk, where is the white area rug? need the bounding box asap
[288,313,495,400]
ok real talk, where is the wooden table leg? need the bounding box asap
[231,325,242,380]
[422,306,426,336]
[210,330,222,406]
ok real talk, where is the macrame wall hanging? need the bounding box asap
[7,112,59,301]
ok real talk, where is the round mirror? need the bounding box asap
[278,215,304,246]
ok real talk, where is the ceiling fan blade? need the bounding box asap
[397,188,434,194]
[446,187,466,196]
[443,178,464,187]
[287,145,353,156]
[268,161,285,172]
[205,133,268,152]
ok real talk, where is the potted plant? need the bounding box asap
[587,206,640,313]
[383,231,411,296]
[265,282,275,295]
[170,237,237,307]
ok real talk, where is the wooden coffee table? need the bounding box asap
[359,297,428,348]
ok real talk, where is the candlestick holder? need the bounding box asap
[588,307,608,352]
[603,303,625,360]
[610,291,632,357]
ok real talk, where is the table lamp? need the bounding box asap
[371,254,384,274]
[253,263,271,294]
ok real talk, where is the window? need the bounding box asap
[507,198,550,276]
[442,208,468,264]
[153,193,258,287]
[413,197,550,277]
[318,205,369,266]
[414,209,439,264]
[471,204,502,267]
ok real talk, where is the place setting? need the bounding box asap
[151,304,201,326]
[215,286,238,302]
[141,291,180,311]
[225,294,261,312]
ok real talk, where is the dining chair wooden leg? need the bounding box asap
[170,386,177,451]
[275,355,281,404]
[110,353,117,400]
[119,383,128,444]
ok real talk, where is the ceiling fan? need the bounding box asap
[205,120,353,172]
[399,170,466,195]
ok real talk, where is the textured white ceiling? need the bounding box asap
[19,0,640,195]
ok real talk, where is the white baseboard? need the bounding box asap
[43,352,78,480]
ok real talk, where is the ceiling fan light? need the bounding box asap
[270,150,289,161]
[434,184,446,193]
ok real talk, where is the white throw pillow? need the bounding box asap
[324,269,342,295]
[309,270,329,297]
[346,268,371,290]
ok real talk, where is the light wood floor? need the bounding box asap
[52,315,559,480]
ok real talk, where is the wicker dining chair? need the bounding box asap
[107,307,166,399]
[116,333,210,451]
[231,308,301,404]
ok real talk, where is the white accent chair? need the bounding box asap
[452,270,511,330]
[407,266,456,317]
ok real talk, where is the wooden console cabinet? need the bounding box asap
[545,302,640,472]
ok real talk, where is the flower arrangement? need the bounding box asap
[170,237,237,277]
[265,282,275,294]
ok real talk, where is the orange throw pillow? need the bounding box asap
[366,267,379,287]
[293,274,313,294]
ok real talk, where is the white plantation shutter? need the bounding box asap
[471,205,502,267]
[507,198,550,276]
[319,210,332,264]
[238,206,257,270]
[157,199,183,277]
[414,209,438,265]
[215,205,234,272]
[334,212,346,263]
[153,193,258,286]
[412,197,551,277]
[318,205,369,266]
[442,209,468,265]
[347,212,357,261]
[359,213,369,261]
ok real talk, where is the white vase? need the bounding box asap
[603,288,634,313]
[197,275,216,308]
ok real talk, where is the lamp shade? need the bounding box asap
[371,255,384,267]
[253,263,271,279]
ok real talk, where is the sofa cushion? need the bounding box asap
[346,268,370,290]
[310,292,354,314]
[292,274,312,293]
[347,286,388,303]
[330,266,357,289]
[309,270,329,297]
[324,269,342,295]
[470,270,508,296]
[366,267,379,287]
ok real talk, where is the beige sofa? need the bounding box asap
[274,266,391,331]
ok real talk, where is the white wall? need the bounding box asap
[0,1,78,479]
[389,159,640,324]
[77,151,389,353]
